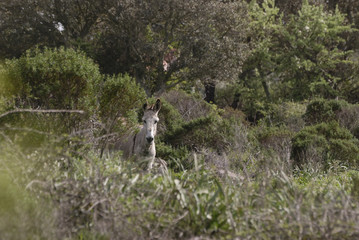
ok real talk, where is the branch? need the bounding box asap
[0,109,85,119]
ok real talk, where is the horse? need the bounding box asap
[119,99,162,170]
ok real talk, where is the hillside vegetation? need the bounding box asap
[1,0,359,239]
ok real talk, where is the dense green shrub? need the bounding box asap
[96,73,146,157]
[161,90,213,122]
[0,64,16,114]
[158,91,237,152]
[257,102,306,133]
[156,96,183,136]
[0,47,103,147]
[3,46,101,110]
[304,98,349,125]
[291,121,359,168]
[162,115,221,149]
[156,141,191,171]
[256,127,293,150]
[214,83,238,108]
[304,99,359,139]
[98,74,146,131]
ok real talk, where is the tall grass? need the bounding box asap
[1,133,359,239]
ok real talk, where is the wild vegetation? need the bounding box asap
[1,0,359,239]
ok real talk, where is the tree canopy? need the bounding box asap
[1,0,358,103]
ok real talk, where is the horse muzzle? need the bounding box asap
[146,136,154,143]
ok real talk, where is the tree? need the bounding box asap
[273,0,355,100]
[0,0,61,58]
[94,0,249,97]
[239,0,355,105]
[233,0,280,118]
[0,0,108,59]
[1,0,249,99]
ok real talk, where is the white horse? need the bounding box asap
[120,99,162,170]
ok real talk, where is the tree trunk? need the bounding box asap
[204,82,216,103]
[257,64,271,101]
[231,91,241,109]
[261,80,271,101]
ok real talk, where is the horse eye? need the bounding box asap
[143,120,147,124]
[154,120,158,124]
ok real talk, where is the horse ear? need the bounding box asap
[155,98,161,112]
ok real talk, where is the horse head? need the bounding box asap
[142,99,161,144]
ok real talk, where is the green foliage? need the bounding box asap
[3,1,359,239]
[155,141,191,171]
[256,126,293,147]
[335,104,359,139]
[266,102,306,131]
[304,99,359,139]
[163,115,215,146]
[292,121,359,168]
[4,46,101,110]
[243,0,356,103]
[156,97,183,134]
[3,137,359,239]
[98,73,146,132]
[158,92,236,152]
[0,47,103,148]
[274,0,354,100]
[0,63,16,113]
[304,98,349,124]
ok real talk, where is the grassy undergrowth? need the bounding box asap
[2,137,359,240]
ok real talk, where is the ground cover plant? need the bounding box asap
[2,0,359,239]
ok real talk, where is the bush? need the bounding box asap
[155,141,191,171]
[266,102,306,131]
[291,121,359,168]
[98,74,146,132]
[255,126,293,161]
[0,47,103,147]
[162,90,213,122]
[304,99,359,139]
[3,46,101,110]
[158,91,237,152]
[304,98,349,125]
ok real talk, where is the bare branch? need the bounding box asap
[0,109,85,119]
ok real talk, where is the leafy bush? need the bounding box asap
[3,46,101,110]
[256,126,293,160]
[304,98,349,125]
[161,90,213,122]
[155,141,191,171]
[97,74,146,139]
[0,47,104,148]
[214,83,238,109]
[291,121,359,168]
[266,102,306,131]
[304,99,359,139]
[158,91,237,152]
